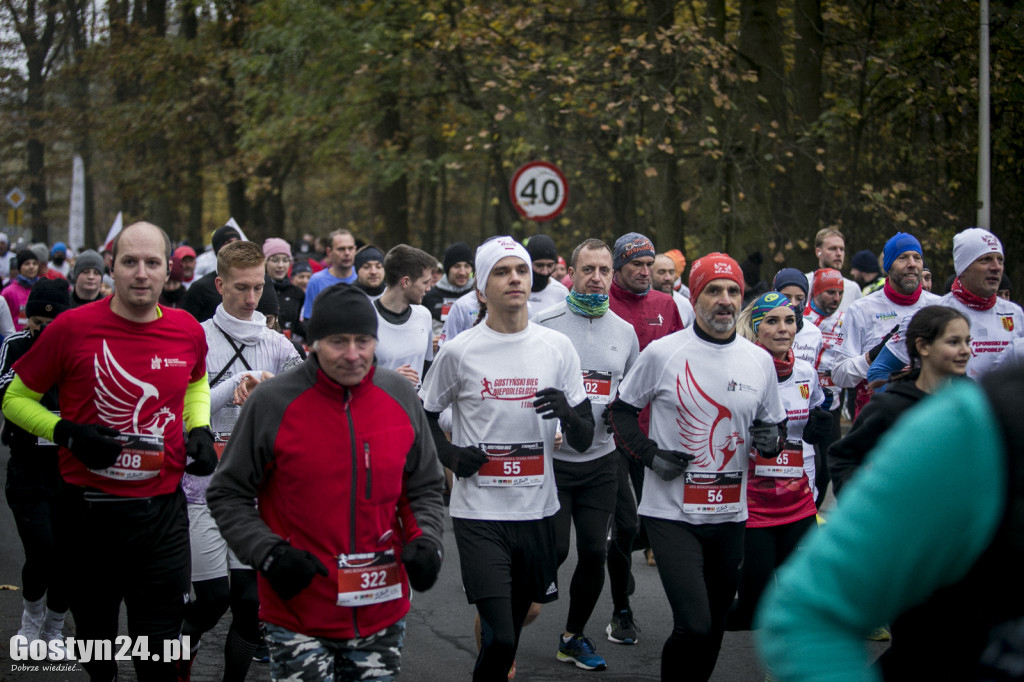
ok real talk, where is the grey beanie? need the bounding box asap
[73,250,105,282]
[30,243,49,265]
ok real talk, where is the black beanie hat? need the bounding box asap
[212,225,242,254]
[307,284,378,342]
[26,278,71,318]
[443,242,473,274]
[291,258,312,275]
[850,250,879,274]
[257,275,280,317]
[354,245,385,272]
[16,249,38,271]
[525,234,558,262]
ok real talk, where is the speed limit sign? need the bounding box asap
[510,161,568,222]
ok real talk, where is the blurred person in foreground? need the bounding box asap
[757,361,1024,681]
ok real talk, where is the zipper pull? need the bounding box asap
[364,442,370,469]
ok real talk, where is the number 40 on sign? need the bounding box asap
[510,161,569,222]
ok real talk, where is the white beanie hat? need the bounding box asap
[953,227,1003,276]
[475,236,532,299]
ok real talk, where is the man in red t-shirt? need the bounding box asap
[3,221,216,680]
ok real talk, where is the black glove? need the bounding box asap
[533,388,575,422]
[750,419,783,456]
[438,444,490,479]
[601,405,614,434]
[401,537,443,592]
[641,449,694,482]
[185,426,218,476]
[260,542,329,601]
[802,408,832,445]
[52,419,123,470]
[868,325,900,363]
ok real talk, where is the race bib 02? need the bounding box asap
[582,369,613,404]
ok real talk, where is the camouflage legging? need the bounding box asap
[264,619,405,681]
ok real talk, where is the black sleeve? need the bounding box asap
[424,409,460,472]
[827,398,898,496]
[563,398,595,453]
[606,397,659,463]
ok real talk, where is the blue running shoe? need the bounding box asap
[557,634,607,671]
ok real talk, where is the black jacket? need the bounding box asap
[181,271,220,322]
[1,330,62,493]
[827,378,927,496]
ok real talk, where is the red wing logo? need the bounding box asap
[94,340,174,435]
[675,362,743,471]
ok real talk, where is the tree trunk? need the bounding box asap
[644,0,686,251]
[791,0,824,236]
[372,93,409,246]
[739,0,789,247]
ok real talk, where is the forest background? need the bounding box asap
[1,0,1022,287]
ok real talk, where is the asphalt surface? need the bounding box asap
[0,441,886,681]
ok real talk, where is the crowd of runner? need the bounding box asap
[1,220,1021,681]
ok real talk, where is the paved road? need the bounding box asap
[0,442,884,681]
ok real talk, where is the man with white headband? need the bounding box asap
[420,235,594,681]
[869,227,1023,382]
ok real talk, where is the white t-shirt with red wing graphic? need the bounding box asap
[616,327,786,525]
[419,321,587,521]
[13,299,207,497]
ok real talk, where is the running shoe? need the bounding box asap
[606,609,640,645]
[252,638,270,662]
[867,626,891,641]
[557,634,607,671]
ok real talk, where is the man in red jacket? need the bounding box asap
[608,232,684,352]
[208,283,446,681]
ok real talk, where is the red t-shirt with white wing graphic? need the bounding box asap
[14,298,207,496]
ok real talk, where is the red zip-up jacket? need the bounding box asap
[608,279,683,351]
[208,358,445,639]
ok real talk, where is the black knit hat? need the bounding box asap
[212,224,242,254]
[851,249,879,274]
[16,249,38,271]
[26,278,71,318]
[307,284,378,341]
[443,242,473,274]
[291,258,312,275]
[354,245,385,272]
[256,275,280,317]
[525,234,558,262]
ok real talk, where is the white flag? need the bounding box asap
[102,212,123,252]
[224,217,248,242]
[68,155,85,250]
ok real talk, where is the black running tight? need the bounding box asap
[644,517,744,682]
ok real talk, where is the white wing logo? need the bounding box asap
[94,340,174,435]
[675,361,744,471]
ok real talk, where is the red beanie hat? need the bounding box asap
[811,268,844,298]
[689,252,744,301]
